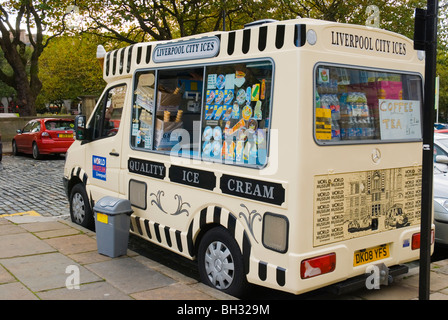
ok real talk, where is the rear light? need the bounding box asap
[412,230,435,250]
[300,253,336,279]
[41,132,51,138]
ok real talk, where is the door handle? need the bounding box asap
[109,152,119,157]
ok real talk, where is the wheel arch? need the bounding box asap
[188,205,252,276]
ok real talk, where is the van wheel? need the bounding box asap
[198,227,247,297]
[69,183,94,230]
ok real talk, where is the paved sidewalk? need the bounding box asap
[2,205,448,300]
[0,214,236,300]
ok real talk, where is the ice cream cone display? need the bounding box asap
[175,110,183,122]
[96,45,106,71]
[164,111,171,122]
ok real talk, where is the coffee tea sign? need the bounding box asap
[379,99,421,140]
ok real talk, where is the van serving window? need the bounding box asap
[314,64,423,144]
[131,59,273,168]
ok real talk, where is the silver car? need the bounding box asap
[433,133,448,244]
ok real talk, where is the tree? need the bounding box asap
[69,0,429,44]
[0,1,68,116]
[38,34,105,104]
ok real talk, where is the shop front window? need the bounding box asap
[202,61,272,167]
[131,60,273,169]
[314,65,423,144]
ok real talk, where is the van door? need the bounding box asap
[84,82,128,199]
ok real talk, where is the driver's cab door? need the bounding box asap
[84,82,128,200]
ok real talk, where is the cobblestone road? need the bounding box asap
[0,155,69,217]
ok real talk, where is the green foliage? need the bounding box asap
[38,34,105,103]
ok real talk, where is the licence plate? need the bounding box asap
[58,133,73,138]
[97,213,108,224]
[353,244,390,267]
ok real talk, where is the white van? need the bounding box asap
[64,17,431,296]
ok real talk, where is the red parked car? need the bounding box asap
[12,118,75,159]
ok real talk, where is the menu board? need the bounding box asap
[379,99,421,140]
[313,166,421,246]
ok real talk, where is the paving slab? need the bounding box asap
[0,264,15,284]
[131,282,215,300]
[0,223,27,235]
[0,233,56,258]
[44,234,98,255]
[0,252,101,292]
[19,221,72,233]
[86,257,175,294]
[0,282,38,300]
[34,228,81,239]
[5,215,57,224]
[37,281,133,300]
[68,251,112,265]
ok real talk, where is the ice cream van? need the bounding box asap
[63,17,432,297]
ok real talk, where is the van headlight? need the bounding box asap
[262,213,289,253]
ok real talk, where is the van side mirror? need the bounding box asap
[75,115,88,141]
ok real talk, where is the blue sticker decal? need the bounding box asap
[403,239,410,248]
[92,155,107,181]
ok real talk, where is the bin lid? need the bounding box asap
[93,196,133,215]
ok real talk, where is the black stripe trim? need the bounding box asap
[276,267,286,286]
[105,52,110,76]
[200,208,207,228]
[175,230,183,252]
[135,216,143,235]
[137,47,142,64]
[294,24,306,47]
[242,29,251,54]
[227,214,236,237]
[259,261,267,281]
[258,26,268,51]
[275,25,285,49]
[146,45,152,64]
[227,31,236,55]
[126,45,133,73]
[213,206,222,223]
[144,219,152,239]
[187,223,194,256]
[82,174,88,186]
[242,231,251,275]
[154,223,162,243]
[164,226,172,247]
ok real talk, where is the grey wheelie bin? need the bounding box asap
[93,197,133,258]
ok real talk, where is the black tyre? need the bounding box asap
[198,226,248,297]
[32,142,41,160]
[12,140,19,156]
[69,183,94,230]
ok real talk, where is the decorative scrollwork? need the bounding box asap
[150,190,190,216]
[238,204,262,243]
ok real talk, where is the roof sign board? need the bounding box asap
[153,36,220,63]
